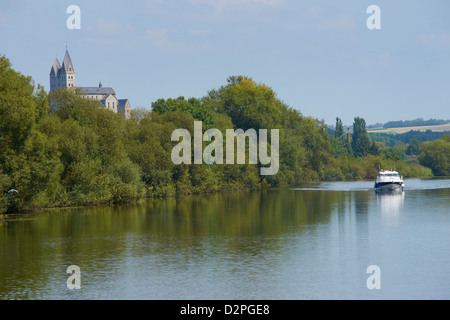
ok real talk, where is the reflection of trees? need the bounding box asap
[0,188,344,298]
[147,189,341,238]
[353,191,370,224]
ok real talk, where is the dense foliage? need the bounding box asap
[0,57,445,214]
[419,135,450,176]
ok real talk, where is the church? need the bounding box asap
[49,49,131,119]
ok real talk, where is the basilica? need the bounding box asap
[50,49,131,119]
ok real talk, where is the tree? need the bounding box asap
[331,117,352,157]
[0,55,64,211]
[419,136,450,176]
[151,96,215,128]
[368,140,381,156]
[351,117,370,157]
[335,117,344,141]
[382,146,406,161]
[406,138,422,155]
[0,55,42,153]
[206,76,284,131]
[205,75,338,183]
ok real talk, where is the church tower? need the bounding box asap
[49,58,61,91]
[50,49,75,91]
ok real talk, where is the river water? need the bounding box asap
[1,178,449,300]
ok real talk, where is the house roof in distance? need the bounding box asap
[79,86,116,96]
[118,99,129,107]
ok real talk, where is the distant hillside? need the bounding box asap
[382,118,449,129]
[368,123,450,134]
[368,130,448,147]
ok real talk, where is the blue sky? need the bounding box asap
[1,0,449,125]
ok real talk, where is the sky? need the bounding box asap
[1,0,449,126]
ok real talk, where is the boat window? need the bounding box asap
[379,173,399,177]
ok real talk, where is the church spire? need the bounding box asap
[61,48,74,73]
[49,58,61,76]
[50,47,75,91]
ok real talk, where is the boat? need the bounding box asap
[374,169,404,192]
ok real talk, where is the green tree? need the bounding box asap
[419,136,450,176]
[206,76,284,131]
[0,56,42,154]
[152,96,215,128]
[0,55,64,211]
[47,87,146,205]
[335,117,344,141]
[206,75,337,184]
[331,117,352,157]
[381,146,406,161]
[351,117,370,157]
[406,138,422,155]
[368,141,381,155]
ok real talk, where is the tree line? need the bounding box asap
[383,118,449,128]
[368,130,447,148]
[1,56,448,213]
[330,115,448,176]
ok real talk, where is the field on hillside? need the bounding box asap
[368,123,450,134]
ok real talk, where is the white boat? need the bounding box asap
[374,169,404,192]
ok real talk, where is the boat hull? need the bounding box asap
[375,182,404,192]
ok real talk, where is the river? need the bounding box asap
[1,178,449,300]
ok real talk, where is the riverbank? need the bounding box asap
[3,169,438,215]
[1,56,446,216]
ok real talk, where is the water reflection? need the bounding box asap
[0,189,344,299]
[1,180,449,299]
[376,191,405,227]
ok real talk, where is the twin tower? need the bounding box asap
[50,49,131,119]
[50,49,75,90]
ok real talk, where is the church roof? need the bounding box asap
[49,58,61,76]
[101,94,117,102]
[61,49,74,73]
[79,86,116,96]
[118,99,129,106]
